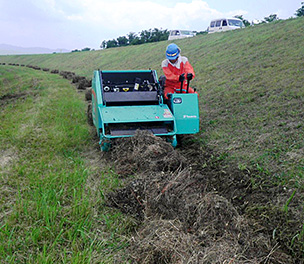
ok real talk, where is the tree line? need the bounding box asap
[100,28,169,49]
[235,14,280,26]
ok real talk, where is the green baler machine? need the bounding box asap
[91,70,199,151]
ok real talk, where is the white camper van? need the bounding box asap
[208,18,245,34]
[168,30,196,40]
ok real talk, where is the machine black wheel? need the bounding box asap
[85,88,92,101]
[87,103,93,126]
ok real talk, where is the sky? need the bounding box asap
[0,0,302,51]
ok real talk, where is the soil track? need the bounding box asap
[104,131,303,263]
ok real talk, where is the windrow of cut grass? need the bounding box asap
[1,17,303,187]
[0,66,136,263]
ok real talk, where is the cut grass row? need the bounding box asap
[0,66,134,263]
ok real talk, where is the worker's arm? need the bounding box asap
[184,61,195,79]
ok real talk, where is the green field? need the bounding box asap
[1,17,303,263]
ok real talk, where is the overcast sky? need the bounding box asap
[0,0,301,50]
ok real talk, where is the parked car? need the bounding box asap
[168,30,196,40]
[208,18,245,34]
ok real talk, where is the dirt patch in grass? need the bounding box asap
[0,149,18,224]
[0,75,42,107]
[0,92,28,106]
[83,135,109,205]
[0,149,17,169]
[104,131,303,263]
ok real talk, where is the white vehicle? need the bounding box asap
[168,30,196,40]
[208,18,245,34]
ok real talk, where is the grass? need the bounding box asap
[0,66,135,263]
[195,19,304,184]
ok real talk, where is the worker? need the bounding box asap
[161,43,197,99]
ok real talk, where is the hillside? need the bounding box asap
[1,17,304,262]
[1,17,303,183]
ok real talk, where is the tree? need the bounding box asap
[127,32,137,44]
[295,2,304,17]
[234,15,250,27]
[116,36,128,46]
[100,40,107,49]
[130,37,144,46]
[160,29,170,41]
[106,39,118,49]
[151,28,169,41]
[264,14,279,22]
[139,29,152,43]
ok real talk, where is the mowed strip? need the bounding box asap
[0,66,133,263]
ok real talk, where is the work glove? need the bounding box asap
[179,73,185,82]
[187,73,193,80]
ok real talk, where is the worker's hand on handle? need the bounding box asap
[179,73,185,82]
[187,73,193,81]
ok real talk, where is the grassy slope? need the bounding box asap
[0,67,135,263]
[1,17,303,185]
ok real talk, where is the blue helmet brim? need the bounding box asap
[166,49,180,60]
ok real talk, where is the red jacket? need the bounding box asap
[162,56,196,98]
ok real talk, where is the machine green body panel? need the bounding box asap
[168,93,199,134]
[98,105,176,139]
[91,71,103,135]
[100,105,173,123]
